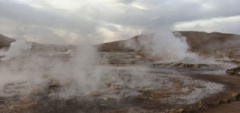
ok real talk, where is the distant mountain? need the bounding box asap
[1,31,240,52]
[179,31,240,51]
[98,34,152,52]
[99,31,240,52]
[0,34,71,52]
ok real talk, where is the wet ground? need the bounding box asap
[0,52,239,113]
[201,101,240,113]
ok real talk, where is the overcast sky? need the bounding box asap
[0,0,240,44]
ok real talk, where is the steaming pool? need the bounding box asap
[0,51,230,113]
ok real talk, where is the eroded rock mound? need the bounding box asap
[226,65,240,76]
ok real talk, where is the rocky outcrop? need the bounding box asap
[226,66,240,76]
[0,34,15,48]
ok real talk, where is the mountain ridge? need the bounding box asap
[1,31,240,52]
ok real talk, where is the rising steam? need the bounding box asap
[2,40,32,60]
[0,31,220,100]
[124,31,199,62]
[0,39,105,98]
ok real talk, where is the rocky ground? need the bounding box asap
[0,51,239,113]
[0,32,240,113]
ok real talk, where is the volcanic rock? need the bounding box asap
[226,65,240,76]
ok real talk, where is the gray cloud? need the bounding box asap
[174,16,240,34]
[0,1,100,33]
[0,0,240,44]
[114,0,135,4]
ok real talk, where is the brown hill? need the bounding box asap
[1,32,240,53]
[0,34,71,52]
[0,34,15,48]
[99,31,240,52]
[180,31,240,51]
[98,34,152,52]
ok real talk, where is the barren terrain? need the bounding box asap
[0,31,240,113]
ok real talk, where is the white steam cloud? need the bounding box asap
[0,39,154,99]
[124,31,199,62]
[0,39,106,98]
[2,40,32,60]
[150,32,198,61]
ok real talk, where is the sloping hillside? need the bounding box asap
[99,31,240,52]
[180,31,240,51]
[1,32,240,53]
[0,34,71,52]
[0,34,15,48]
[98,34,151,52]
